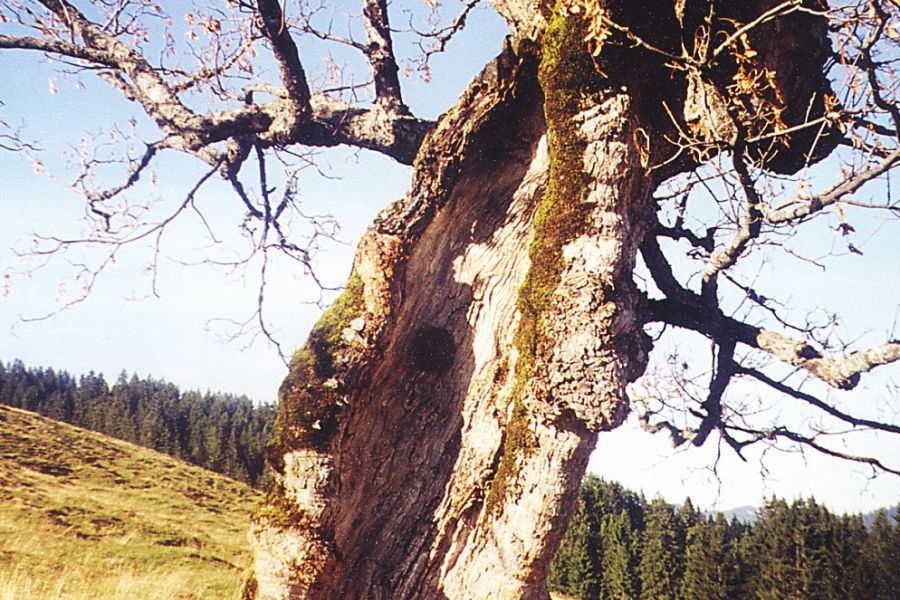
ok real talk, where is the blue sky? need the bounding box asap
[1,1,898,513]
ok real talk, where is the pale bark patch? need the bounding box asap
[250,525,318,600]
[541,94,651,430]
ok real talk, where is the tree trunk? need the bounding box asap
[249,11,655,594]
[247,0,841,595]
[242,0,756,594]
[0,0,855,595]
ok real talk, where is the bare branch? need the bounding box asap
[701,150,763,302]
[638,413,688,447]
[654,222,715,252]
[2,1,436,168]
[19,0,272,158]
[761,148,900,223]
[711,0,808,61]
[82,142,160,203]
[724,423,900,476]
[362,0,404,110]
[18,163,222,322]
[860,0,900,137]
[255,0,312,122]
[408,0,482,71]
[639,233,698,305]
[302,94,433,165]
[692,339,736,447]
[0,33,116,66]
[736,365,900,435]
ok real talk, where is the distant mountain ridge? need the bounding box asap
[864,505,898,527]
[715,504,758,524]
[711,504,897,526]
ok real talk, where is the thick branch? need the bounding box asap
[1,35,431,166]
[37,0,197,131]
[692,339,735,447]
[301,94,433,165]
[0,33,116,66]
[647,296,900,390]
[29,0,271,155]
[701,151,763,301]
[655,222,715,252]
[638,414,688,447]
[639,233,699,305]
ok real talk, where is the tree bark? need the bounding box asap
[249,11,655,595]
[248,1,839,597]
[0,2,881,595]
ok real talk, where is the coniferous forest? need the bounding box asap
[2,359,896,597]
[0,359,276,488]
[548,476,899,600]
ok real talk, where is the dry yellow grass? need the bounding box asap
[0,405,262,599]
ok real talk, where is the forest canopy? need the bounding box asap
[548,475,899,600]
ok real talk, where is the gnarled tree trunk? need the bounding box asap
[248,1,836,597]
[251,35,650,600]
[0,0,881,596]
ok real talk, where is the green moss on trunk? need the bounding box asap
[487,5,601,513]
[307,273,366,352]
[516,6,599,376]
[484,397,531,511]
[268,274,366,466]
[253,482,313,530]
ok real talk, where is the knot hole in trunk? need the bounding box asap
[407,326,456,373]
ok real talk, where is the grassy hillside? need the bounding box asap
[0,405,262,600]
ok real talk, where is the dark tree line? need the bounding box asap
[549,475,899,600]
[0,359,276,488]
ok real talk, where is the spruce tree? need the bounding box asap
[601,510,640,600]
[748,497,793,600]
[639,498,680,599]
[828,514,867,600]
[864,510,899,599]
[682,514,745,600]
[549,498,599,598]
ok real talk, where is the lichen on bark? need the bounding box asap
[254,481,317,530]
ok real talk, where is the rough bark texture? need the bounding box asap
[252,36,652,600]
[249,1,839,597]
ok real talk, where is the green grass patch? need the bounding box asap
[0,405,261,599]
